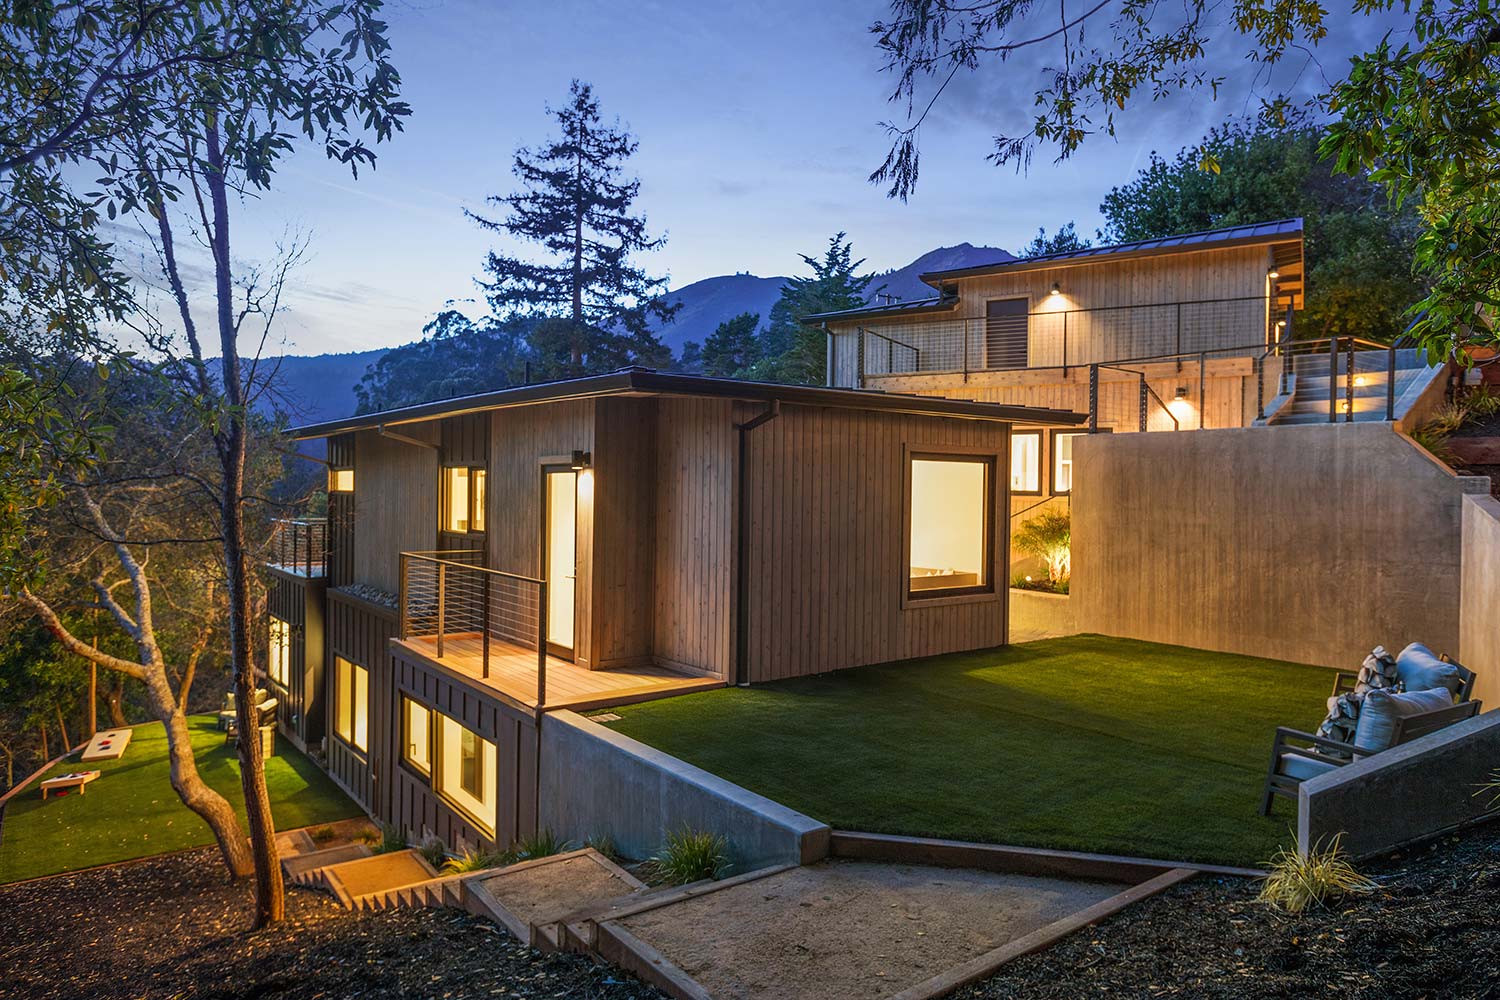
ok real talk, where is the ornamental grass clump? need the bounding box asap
[652,828,729,885]
[1258,835,1375,914]
[515,829,569,861]
[442,845,509,874]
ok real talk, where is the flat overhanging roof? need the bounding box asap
[289,368,1088,440]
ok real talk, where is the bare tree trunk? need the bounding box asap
[106,673,127,728]
[38,724,48,762]
[86,662,97,740]
[54,703,71,750]
[206,120,282,926]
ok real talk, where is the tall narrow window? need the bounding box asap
[268,617,291,687]
[401,696,431,776]
[436,712,497,834]
[333,656,368,752]
[329,467,354,493]
[1051,429,1104,495]
[1010,431,1041,495]
[908,455,993,598]
[442,466,486,534]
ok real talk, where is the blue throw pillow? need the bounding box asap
[1353,687,1454,757]
[1396,642,1462,697]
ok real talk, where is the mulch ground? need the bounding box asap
[0,847,665,1000]
[962,821,1500,1000]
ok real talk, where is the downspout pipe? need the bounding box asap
[734,400,780,687]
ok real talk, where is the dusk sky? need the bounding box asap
[170,0,1407,357]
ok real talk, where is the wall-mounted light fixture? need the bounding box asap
[1049,282,1061,297]
[1173,386,1189,402]
[1267,267,1280,280]
[570,450,592,471]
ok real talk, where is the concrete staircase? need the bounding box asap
[1260,348,1441,425]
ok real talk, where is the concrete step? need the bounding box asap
[284,843,373,885]
[302,848,440,908]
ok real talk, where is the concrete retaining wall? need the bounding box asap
[538,710,829,872]
[1300,711,1500,859]
[1008,588,1076,642]
[1072,423,1490,669]
[1460,494,1500,709]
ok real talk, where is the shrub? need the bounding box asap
[1466,385,1500,417]
[1258,835,1375,913]
[514,829,569,861]
[442,845,509,874]
[1012,510,1071,584]
[584,833,621,861]
[652,828,729,885]
[370,823,407,855]
[1411,423,1456,464]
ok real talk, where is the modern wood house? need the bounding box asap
[269,369,1083,850]
[810,219,1312,575]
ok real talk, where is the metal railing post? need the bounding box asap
[962,321,970,382]
[1089,364,1099,433]
[398,553,409,640]
[435,561,446,659]
[535,580,548,709]
[1345,338,1356,423]
[481,572,491,680]
[856,326,865,388]
[1138,374,1148,432]
[1198,351,1206,430]
[1256,355,1265,420]
[1062,311,1068,373]
[1328,336,1339,423]
[1387,343,1397,421]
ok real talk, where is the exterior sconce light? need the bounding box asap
[1049,282,1061,297]
[570,450,592,471]
[1267,267,1280,280]
[1354,375,1368,388]
[1173,386,1188,401]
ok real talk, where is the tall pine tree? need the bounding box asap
[701,311,761,377]
[746,234,873,385]
[468,80,677,378]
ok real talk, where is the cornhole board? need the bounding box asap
[80,728,132,762]
[41,771,101,799]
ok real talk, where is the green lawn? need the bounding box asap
[600,635,1336,867]
[0,715,363,883]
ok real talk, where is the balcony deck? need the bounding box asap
[394,634,724,712]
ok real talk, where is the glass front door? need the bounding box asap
[544,468,577,657]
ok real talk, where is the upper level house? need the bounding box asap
[265,369,1082,850]
[812,218,1308,435]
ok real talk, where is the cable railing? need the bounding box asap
[1257,334,1411,423]
[398,550,549,707]
[268,518,327,577]
[852,294,1279,381]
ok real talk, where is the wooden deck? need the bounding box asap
[395,634,723,712]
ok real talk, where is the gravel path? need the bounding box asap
[0,848,665,1000]
[961,824,1500,999]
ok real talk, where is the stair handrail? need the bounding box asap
[1261,334,1419,423]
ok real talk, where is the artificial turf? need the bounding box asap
[599,635,1337,867]
[0,715,362,883]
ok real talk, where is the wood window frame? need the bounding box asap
[1008,429,1043,497]
[399,694,433,779]
[440,464,487,536]
[432,710,497,837]
[328,467,354,493]
[983,295,1032,371]
[1049,427,1109,496]
[901,444,1002,609]
[332,654,368,756]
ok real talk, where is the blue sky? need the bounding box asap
[196,0,1405,356]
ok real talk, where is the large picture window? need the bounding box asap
[1010,430,1041,495]
[268,617,291,687]
[435,712,497,834]
[401,696,431,777]
[442,466,487,534]
[908,454,994,599]
[333,655,368,753]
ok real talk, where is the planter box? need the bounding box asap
[1009,587,1076,641]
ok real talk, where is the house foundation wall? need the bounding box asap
[1460,494,1500,708]
[1071,423,1490,669]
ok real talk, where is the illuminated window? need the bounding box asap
[333,656,368,752]
[1051,430,1105,495]
[908,455,993,598]
[442,466,486,533]
[329,467,354,493]
[1010,431,1041,495]
[435,712,496,834]
[401,696,431,776]
[268,617,291,687]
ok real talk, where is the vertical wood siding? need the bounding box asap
[266,570,326,750]
[323,589,400,814]
[437,413,490,560]
[590,397,658,668]
[740,403,1010,682]
[652,397,735,677]
[327,434,355,587]
[352,427,438,594]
